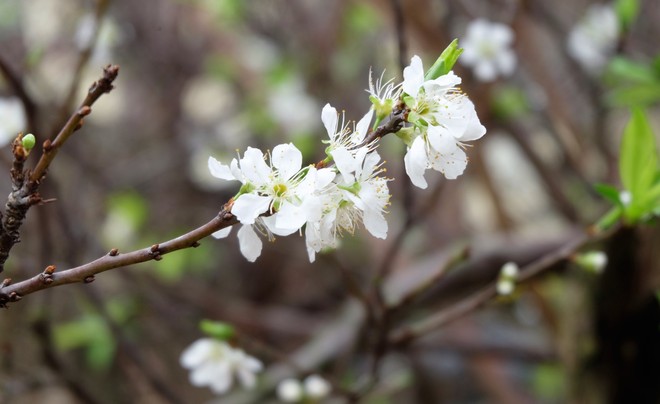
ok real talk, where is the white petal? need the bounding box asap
[427,125,456,153]
[232,194,271,224]
[212,227,232,239]
[208,157,236,180]
[363,208,388,239]
[430,146,467,180]
[331,146,358,183]
[404,136,429,189]
[240,147,271,185]
[237,225,263,262]
[321,103,338,139]
[402,55,424,97]
[461,106,487,142]
[496,50,516,76]
[315,168,336,189]
[474,61,498,82]
[274,201,307,233]
[180,339,213,368]
[353,109,374,144]
[272,143,302,180]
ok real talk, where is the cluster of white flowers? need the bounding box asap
[180,338,263,395]
[277,375,332,402]
[400,56,486,188]
[567,4,620,73]
[208,53,486,262]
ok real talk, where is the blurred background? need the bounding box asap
[0,0,659,403]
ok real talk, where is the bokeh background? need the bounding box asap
[1,0,659,403]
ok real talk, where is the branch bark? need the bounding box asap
[0,205,237,307]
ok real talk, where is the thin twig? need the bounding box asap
[0,205,237,307]
[389,225,615,347]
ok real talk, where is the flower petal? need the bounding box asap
[402,55,424,98]
[232,194,271,224]
[272,143,302,180]
[404,136,429,189]
[212,227,232,239]
[321,103,338,139]
[353,109,374,144]
[237,225,263,262]
[240,147,270,185]
[208,157,236,180]
[180,338,214,368]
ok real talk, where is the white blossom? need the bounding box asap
[180,338,263,395]
[401,56,486,187]
[0,97,26,147]
[277,379,303,402]
[460,19,516,82]
[304,375,331,399]
[567,4,620,73]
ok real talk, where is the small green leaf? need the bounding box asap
[615,0,640,31]
[619,108,659,222]
[200,320,236,341]
[606,57,656,84]
[595,206,623,231]
[594,183,622,205]
[424,39,463,80]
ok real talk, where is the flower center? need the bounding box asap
[273,183,288,197]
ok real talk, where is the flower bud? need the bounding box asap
[304,374,331,399]
[277,379,303,402]
[22,133,36,151]
[573,251,608,274]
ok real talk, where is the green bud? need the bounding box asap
[22,133,36,151]
[395,127,415,146]
[200,320,236,341]
[424,39,464,81]
[573,251,608,274]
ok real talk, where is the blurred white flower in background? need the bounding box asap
[180,338,263,395]
[460,19,516,82]
[567,4,620,73]
[0,97,26,147]
[277,374,331,402]
[268,78,319,134]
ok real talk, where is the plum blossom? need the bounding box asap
[180,338,263,395]
[460,19,516,82]
[208,144,335,261]
[400,56,486,188]
[567,4,620,73]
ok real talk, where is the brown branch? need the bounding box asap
[0,65,119,274]
[388,225,615,347]
[0,206,238,307]
[55,0,111,131]
[29,64,119,186]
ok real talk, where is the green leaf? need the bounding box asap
[606,83,660,107]
[594,183,622,205]
[200,320,236,341]
[424,39,463,80]
[615,0,640,31]
[595,206,623,231]
[619,108,659,222]
[606,57,656,84]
